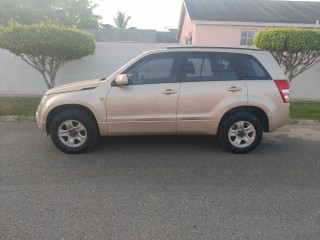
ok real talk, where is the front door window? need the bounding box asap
[125,53,179,85]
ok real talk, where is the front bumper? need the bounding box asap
[36,106,46,131]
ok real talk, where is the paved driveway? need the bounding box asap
[0,122,320,240]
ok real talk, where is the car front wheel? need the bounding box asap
[49,110,98,154]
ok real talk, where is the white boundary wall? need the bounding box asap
[0,43,172,95]
[290,61,320,101]
[0,42,319,100]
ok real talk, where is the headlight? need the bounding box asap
[40,95,50,106]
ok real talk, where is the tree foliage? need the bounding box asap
[254,27,320,81]
[0,0,101,28]
[113,11,131,29]
[0,23,96,88]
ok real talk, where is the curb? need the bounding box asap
[0,116,37,122]
[0,116,320,125]
[288,119,320,125]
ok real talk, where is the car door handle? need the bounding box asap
[162,89,177,95]
[227,86,242,92]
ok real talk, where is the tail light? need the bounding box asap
[274,80,290,103]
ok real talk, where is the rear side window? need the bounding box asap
[185,53,239,82]
[233,54,271,80]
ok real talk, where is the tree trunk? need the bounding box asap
[49,73,56,89]
[41,73,52,89]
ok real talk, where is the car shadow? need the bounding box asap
[95,135,223,153]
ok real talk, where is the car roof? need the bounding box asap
[166,45,262,51]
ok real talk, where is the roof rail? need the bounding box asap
[166,45,262,51]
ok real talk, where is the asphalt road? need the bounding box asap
[1,122,320,240]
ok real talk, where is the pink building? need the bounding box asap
[178,0,320,46]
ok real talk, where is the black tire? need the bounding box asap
[218,112,263,154]
[49,109,99,154]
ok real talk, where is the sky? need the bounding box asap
[92,0,320,31]
[92,0,182,31]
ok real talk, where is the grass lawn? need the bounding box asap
[0,97,319,120]
[290,101,320,120]
[0,97,40,117]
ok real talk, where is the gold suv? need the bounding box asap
[36,46,290,154]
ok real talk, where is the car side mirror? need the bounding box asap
[115,74,129,86]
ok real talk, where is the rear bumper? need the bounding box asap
[268,103,290,132]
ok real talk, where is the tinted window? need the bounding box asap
[219,55,239,80]
[125,53,179,85]
[233,54,271,80]
[185,53,239,82]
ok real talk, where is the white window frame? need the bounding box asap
[240,30,257,46]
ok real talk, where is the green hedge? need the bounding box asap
[254,27,320,53]
[0,23,96,61]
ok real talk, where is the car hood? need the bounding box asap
[46,79,101,95]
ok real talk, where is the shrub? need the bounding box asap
[254,28,320,81]
[0,23,96,88]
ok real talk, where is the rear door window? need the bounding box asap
[184,53,239,82]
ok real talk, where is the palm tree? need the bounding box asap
[113,11,131,29]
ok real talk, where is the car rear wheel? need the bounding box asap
[49,110,98,154]
[218,112,263,154]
